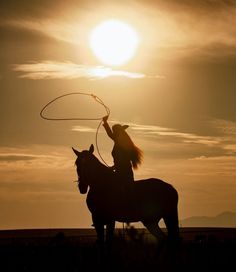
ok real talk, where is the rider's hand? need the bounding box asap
[103,115,109,122]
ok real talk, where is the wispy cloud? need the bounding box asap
[0,152,62,162]
[188,155,236,177]
[209,118,236,136]
[129,122,220,147]
[12,61,161,80]
[0,153,38,162]
[71,126,96,133]
[0,148,72,170]
[207,118,236,154]
[223,144,236,154]
[126,120,236,161]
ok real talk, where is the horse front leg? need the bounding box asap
[92,214,105,245]
[106,220,115,246]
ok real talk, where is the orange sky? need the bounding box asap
[0,0,236,229]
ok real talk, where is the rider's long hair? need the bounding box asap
[112,124,143,169]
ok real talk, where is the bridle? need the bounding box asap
[73,145,112,193]
[75,153,91,194]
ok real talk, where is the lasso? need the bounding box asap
[40,92,110,166]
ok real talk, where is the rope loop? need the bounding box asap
[40,92,110,166]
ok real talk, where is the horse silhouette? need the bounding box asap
[72,144,179,245]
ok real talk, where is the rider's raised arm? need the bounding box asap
[103,120,114,140]
[102,116,114,140]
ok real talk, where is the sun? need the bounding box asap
[89,19,139,66]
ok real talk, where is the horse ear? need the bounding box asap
[72,147,80,156]
[89,144,94,154]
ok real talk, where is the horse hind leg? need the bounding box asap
[163,209,179,246]
[142,220,166,242]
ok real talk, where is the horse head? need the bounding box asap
[72,144,114,193]
[72,144,95,194]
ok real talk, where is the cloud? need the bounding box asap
[0,148,72,170]
[188,155,236,177]
[209,118,236,135]
[71,126,96,133]
[130,123,172,133]
[12,61,161,80]
[223,144,236,154]
[126,120,236,161]
[129,122,220,146]
[2,0,236,63]
[0,145,77,215]
[207,118,236,154]
[133,0,236,60]
[0,152,67,163]
[0,154,38,162]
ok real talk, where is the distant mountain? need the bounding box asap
[180,211,236,228]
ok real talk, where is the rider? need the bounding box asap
[102,115,143,187]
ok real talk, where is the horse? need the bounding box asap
[72,144,179,246]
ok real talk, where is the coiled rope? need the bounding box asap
[40,92,110,166]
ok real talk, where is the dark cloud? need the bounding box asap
[0,154,37,162]
[2,0,235,21]
[0,152,68,164]
[0,0,73,20]
[0,24,55,44]
[0,0,115,21]
[143,0,236,12]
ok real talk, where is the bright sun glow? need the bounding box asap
[89,19,139,66]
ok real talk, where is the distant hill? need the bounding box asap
[180,211,236,227]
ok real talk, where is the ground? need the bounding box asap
[0,228,235,272]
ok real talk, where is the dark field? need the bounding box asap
[0,228,235,272]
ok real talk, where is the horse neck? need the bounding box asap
[88,156,111,183]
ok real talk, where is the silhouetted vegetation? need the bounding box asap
[0,227,235,272]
